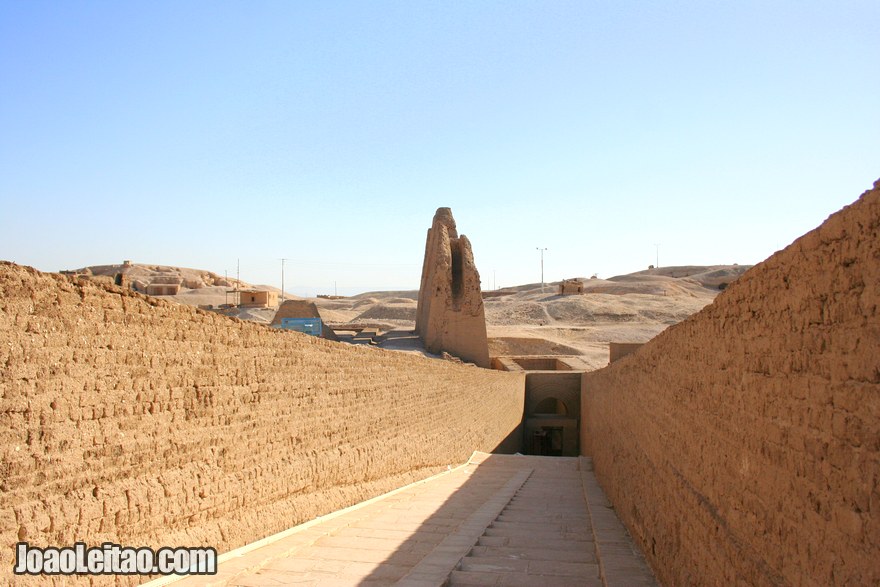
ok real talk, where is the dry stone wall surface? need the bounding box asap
[581,180,880,586]
[0,263,524,585]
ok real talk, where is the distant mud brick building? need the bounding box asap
[145,282,180,296]
[239,289,279,308]
[144,274,182,296]
[608,342,644,363]
[559,278,584,295]
[415,207,490,367]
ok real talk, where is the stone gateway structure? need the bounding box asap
[415,207,490,367]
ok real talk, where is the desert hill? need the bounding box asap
[67,262,749,368]
[67,262,256,288]
[64,262,287,323]
[349,290,419,300]
[478,266,749,368]
[625,264,751,289]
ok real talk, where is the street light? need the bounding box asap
[536,247,548,291]
[278,258,288,303]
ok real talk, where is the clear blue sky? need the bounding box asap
[2,1,877,296]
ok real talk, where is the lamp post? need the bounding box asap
[279,258,288,303]
[536,247,548,291]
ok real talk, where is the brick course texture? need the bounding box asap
[0,263,524,585]
[581,180,880,586]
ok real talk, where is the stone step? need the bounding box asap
[459,556,600,579]
[489,515,592,532]
[504,499,585,515]
[489,526,591,538]
[478,534,593,550]
[449,569,603,586]
[495,512,588,521]
[502,504,588,513]
[469,545,597,564]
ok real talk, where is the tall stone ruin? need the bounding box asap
[415,208,490,367]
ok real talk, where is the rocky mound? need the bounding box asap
[65,262,260,290]
[355,301,417,322]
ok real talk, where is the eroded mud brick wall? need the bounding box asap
[0,263,524,583]
[581,181,880,586]
[416,207,490,367]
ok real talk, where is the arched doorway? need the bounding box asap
[533,397,568,417]
[530,397,568,456]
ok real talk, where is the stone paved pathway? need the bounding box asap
[162,453,656,587]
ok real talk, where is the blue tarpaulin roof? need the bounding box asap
[277,317,322,336]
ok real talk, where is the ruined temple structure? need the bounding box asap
[558,278,584,295]
[415,208,490,367]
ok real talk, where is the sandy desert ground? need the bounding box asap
[69,263,750,370]
[317,265,748,368]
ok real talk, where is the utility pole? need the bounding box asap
[279,258,288,303]
[236,258,240,306]
[536,247,548,291]
[654,244,660,269]
[334,281,337,297]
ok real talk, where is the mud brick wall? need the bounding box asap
[0,263,524,584]
[581,181,879,586]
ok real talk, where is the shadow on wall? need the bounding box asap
[492,417,525,454]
